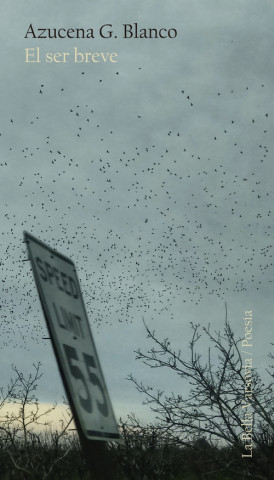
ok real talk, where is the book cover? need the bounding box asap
[1,1,273,478]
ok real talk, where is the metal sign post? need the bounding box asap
[24,232,120,478]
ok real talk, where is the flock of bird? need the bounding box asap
[0,64,272,351]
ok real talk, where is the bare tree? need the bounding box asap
[128,307,274,480]
[0,369,20,446]
[111,413,184,480]
[0,363,75,479]
[6,363,56,445]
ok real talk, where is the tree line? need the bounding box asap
[0,307,273,479]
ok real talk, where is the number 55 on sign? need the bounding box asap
[24,232,120,441]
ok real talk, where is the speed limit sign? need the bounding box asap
[24,232,120,441]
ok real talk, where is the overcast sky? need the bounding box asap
[1,0,274,429]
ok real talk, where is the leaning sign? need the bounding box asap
[24,232,120,442]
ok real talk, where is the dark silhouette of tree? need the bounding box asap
[111,413,185,479]
[128,305,274,480]
[0,363,75,479]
